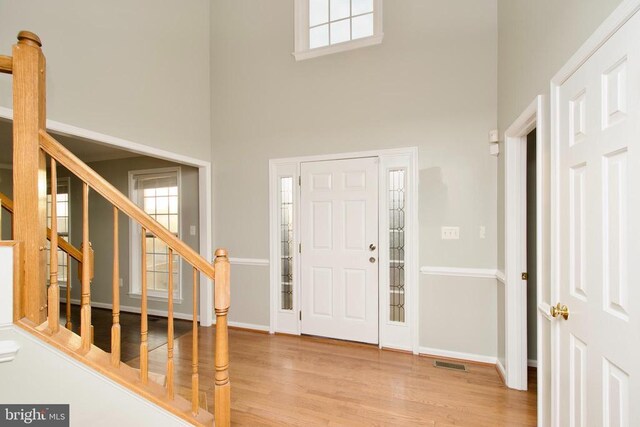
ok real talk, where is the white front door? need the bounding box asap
[555,10,640,426]
[300,157,379,344]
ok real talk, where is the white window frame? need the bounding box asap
[268,147,418,354]
[47,177,71,288]
[129,167,183,302]
[293,0,384,61]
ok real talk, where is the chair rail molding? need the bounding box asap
[420,266,500,280]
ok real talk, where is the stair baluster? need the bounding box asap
[166,247,175,399]
[47,158,59,333]
[111,206,121,367]
[140,227,149,384]
[192,267,199,415]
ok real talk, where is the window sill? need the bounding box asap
[293,33,384,61]
[128,292,183,304]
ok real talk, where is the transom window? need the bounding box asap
[130,168,181,299]
[294,0,383,60]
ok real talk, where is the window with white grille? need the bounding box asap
[130,168,181,299]
[294,0,383,60]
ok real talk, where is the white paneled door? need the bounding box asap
[555,10,640,427]
[300,157,379,344]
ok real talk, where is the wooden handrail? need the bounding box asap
[0,191,83,263]
[0,55,11,74]
[39,130,216,279]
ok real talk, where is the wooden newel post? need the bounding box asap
[12,30,47,324]
[213,248,231,427]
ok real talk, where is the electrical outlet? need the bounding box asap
[479,226,486,239]
[190,225,197,236]
[441,226,460,240]
[119,278,123,288]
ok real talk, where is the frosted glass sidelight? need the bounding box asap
[280,177,294,311]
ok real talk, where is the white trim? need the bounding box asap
[0,107,210,168]
[0,107,214,326]
[419,346,497,365]
[213,320,270,333]
[528,359,538,368]
[293,34,384,61]
[496,358,507,382]
[293,0,384,61]
[504,95,545,392]
[60,298,199,322]
[269,147,419,354]
[496,270,505,284]
[229,257,269,266]
[548,2,640,424]
[0,340,20,363]
[420,266,498,279]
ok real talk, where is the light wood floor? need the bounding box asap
[129,326,537,426]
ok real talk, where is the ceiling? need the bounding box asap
[0,119,140,165]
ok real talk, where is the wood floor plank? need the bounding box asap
[142,327,537,426]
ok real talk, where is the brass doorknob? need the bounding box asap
[550,303,569,320]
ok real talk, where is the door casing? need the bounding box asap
[269,147,419,354]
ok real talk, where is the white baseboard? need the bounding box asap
[213,319,270,332]
[60,298,198,321]
[496,358,507,382]
[419,346,497,365]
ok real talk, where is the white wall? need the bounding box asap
[0,327,185,427]
[211,0,499,358]
[0,0,211,162]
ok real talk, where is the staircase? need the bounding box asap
[0,31,230,426]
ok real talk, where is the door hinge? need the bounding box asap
[299,310,302,321]
[522,272,528,280]
[298,176,301,186]
[299,243,301,253]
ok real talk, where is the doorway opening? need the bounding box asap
[525,128,538,392]
[269,147,419,353]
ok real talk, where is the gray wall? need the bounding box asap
[61,157,200,317]
[496,0,623,368]
[211,0,499,356]
[0,0,211,162]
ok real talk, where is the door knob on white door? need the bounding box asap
[550,303,569,320]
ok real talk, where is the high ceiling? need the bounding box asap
[0,119,140,165]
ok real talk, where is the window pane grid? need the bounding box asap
[389,169,405,323]
[134,171,180,295]
[280,177,294,310]
[309,0,374,49]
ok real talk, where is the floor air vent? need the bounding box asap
[433,360,467,372]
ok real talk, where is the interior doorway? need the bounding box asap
[525,128,538,380]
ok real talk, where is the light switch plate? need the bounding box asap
[441,226,460,240]
[190,225,197,236]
